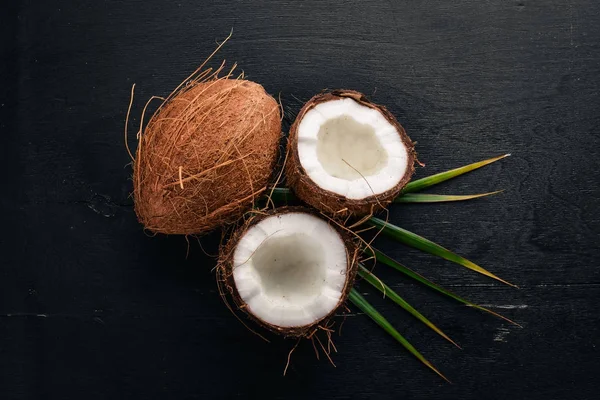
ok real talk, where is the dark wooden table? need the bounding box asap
[2,1,599,399]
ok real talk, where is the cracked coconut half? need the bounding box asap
[218,208,359,337]
[286,90,416,216]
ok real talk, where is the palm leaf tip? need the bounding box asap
[358,265,461,349]
[465,304,523,328]
[348,289,451,383]
[367,218,517,288]
[395,190,504,203]
[402,153,511,194]
[371,247,521,326]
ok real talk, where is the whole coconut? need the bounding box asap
[133,78,281,235]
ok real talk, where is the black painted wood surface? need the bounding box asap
[1,1,599,399]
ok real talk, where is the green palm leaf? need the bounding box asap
[395,191,503,203]
[267,187,294,203]
[402,154,510,194]
[369,248,520,326]
[349,289,450,383]
[367,217,516,287]
[358,264,460,348]
[269,154,509,202]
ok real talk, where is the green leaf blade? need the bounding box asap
[348,289,450,383]
[395,191,503,203]
[367,217,516,287]
[267,187,295,203]
[369,248,521,326]
[358,264,460,348]
[402,154,510,194]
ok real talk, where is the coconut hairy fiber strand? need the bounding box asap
[216,207,360,338]
[286,90,416,217]
[133,78,282,235]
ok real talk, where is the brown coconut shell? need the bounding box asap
[216,207,360,338]
[286,90,416,217]
[133,78,281,235]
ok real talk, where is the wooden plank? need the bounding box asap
[1,0,600,398]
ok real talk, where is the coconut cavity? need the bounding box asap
[133,78,281,235]
[287,90,415,216]
[220,209,358,335]
[316,115,388,180]
[251,233,327,302]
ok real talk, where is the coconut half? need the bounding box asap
[286,90,415,216]
[218,208,358,336]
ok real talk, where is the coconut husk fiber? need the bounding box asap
[133,78,282,235]
[286,90,416,217]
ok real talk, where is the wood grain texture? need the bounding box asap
[1,0,599,399]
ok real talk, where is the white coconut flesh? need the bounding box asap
[297,98,410,200]
[232,212,349,328]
